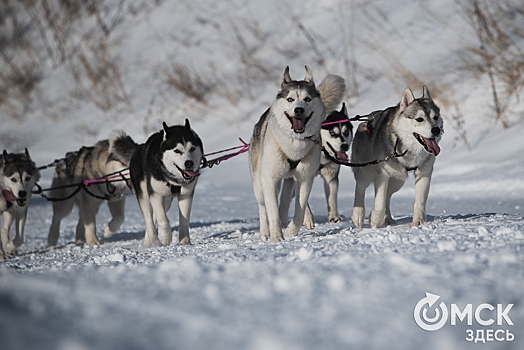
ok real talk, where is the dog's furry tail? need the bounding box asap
[318,74,346,114]
[109,130,139,166]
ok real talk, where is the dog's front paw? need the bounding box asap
[369,210,386,229]
[178,236,191,245]
[103,225,116,238]
[329,214,343,223]
[284,224,300,238]
[351,207,365,228]
[411,211,426,227]
[411,218,426,227]
[303,215,315,230]
[159,237,172,246]
[86,237,101,247]
[385,215,396,226]
[12,236,24,248]
[303,207,315,230]
[271,234,285,242]
[5,241,18,256]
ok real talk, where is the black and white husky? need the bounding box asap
[249,66,345,241]
[128,119,204,247]
[351,86,443,228]
[0,149,40,257]
[48,133,138,246]
[279,103,353,229]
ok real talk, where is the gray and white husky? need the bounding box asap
[279,103,353,229]
[48,133,138,246]
[128,120,204,247]
[249,66,345,241]
[0,149,40,257]
[351,86,443,228]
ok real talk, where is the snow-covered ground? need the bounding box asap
[1,0,524,349]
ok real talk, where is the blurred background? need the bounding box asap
[1,0,523,158]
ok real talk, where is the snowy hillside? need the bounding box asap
[1,0,523,349]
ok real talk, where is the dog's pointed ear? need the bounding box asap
[341,102,348,117]
[24,147,31,160]
[282,66,292,87]
[304,66,314,85]
[162,121,169,141]
[2,150,11,164]
[184,118,191,130]
[422,85,433,101]
[400,88,415,111]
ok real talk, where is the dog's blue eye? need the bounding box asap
[11,178,17,183]
[287,98,294,102]
[416,118,424,122]
[304,97,311,103]
[190,147,196,152]
[330,131,336,137]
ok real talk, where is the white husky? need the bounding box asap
[279,103,353,229]
[351,86,443,228]
[249,66,345,241]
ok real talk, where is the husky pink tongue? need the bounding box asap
[183,170,200,178]
[336,151,349,162]
[291,118,305,133]
[2,190,18,202]
[424,137,441,156]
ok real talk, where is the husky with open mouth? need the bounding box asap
[129,119,204,247]
[249,66,345,241]
[279,103,353,229]
[0,149,40,257]
[351,86,443,228]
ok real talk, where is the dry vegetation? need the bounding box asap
[0,0,148,122]
[0,0,523,148]
[455,0,524,128]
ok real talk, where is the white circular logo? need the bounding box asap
[414,292,448,331]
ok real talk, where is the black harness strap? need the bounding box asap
[81,184,112,201]
[321,139,407,168]
[39,183,83,202]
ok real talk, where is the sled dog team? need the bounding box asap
[0,66,443,257]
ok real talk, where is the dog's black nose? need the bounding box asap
[18,191,27,198]
[185,160,194,169]
[431,127,441,136]
[341,143,349,152]
[294,107,304,116]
